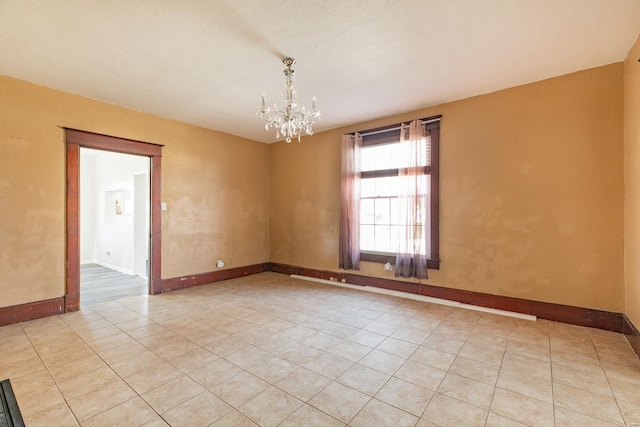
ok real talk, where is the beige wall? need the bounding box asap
[625,35,640,328]
[271,63,625,312]
[0,75,270,308]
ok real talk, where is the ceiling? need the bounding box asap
[1,1,640,143]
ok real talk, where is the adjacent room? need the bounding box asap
[1,1,640,426]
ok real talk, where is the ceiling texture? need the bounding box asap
[1,0,640,143]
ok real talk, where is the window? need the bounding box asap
[340,117,440,276]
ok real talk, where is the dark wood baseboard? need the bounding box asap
[161,263,270,293]
[0,297,65,327]
[623,315,640,359]
[270,262,625,333]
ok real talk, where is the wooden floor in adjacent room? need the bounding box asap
[80,263,148,306]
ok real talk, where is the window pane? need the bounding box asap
[361,146,376,172]
[360,199,374,224]
[391,142,409,169]
[375,144,392,170]
[360,225,375,251]
[374,225,391,252]
[390,198,399,225]
[375,176,394,197]
[361,178,375,198]
[390,225,400,252]
[375,198,390,225]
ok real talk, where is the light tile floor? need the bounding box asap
[1,272,640,426]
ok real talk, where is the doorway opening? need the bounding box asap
[79,148,150,306]
[65,129,163,312]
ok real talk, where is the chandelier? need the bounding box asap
[257,58,321,143]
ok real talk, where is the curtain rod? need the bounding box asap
[349,116,441,138]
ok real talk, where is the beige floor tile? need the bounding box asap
[552,348,602,369]
[87,332,136,353]
[211,371,270,407]
[449,356,500,385]
[347,329,387,347]
[617,399,640,426]
[76,324,121,342]
[500,352,551,381]
[602,360,640,386]
[205,336,250,357]
[57,365,121,400]
[47,353,107,383]
[350,398,419,427]
[0,350,46,379]
[466,333,508,352]
[279,404,345,427]
[394,360,447,391]
[254,334,296,354]
[437,372,495,410]
[80,397,157,427]
[123,361,183,394]
[302,331,344,350]
[225,344,271,369]
[552,362,613,397]
[162,391,232,427]
[209,409,259,427]
[276,342,324,365]
[337,363,391,396]
[505,339,550,362]
[67,379,137,421]
[358,349,405,375]
[109,350,163,378]
[168,347,219,373]
[496,368,553,404]
[97,341,149,365]
[554,406,621,427]
[141,375,205,413]
[553,382,624,425]
[275,367,332,402]
[320,322,360,339]
[390,327,431,345]
[238,386,303,427]
[308,381,371,424]
[139,416,170,426]
[246,355,298,383]
[22,402,79,427]
[490,388,554,427]
[484,412,529,426]
[609,377,640,405]
[410,346,456,371]
[304,352,353,379]
[376,376,434,416]
[375,336,418,358]
[11,370,66,416]
[186,357,243,390]
[422,333,465,355]
[459,341,505,366]
[151,337,201,360]
[363,320,401,336]
[423,393,488,427]
[327,339,372,362]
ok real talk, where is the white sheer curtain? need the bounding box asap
[339,133,362,270]
[395,120,430,279]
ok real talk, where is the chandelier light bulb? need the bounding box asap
[257,58,321,143]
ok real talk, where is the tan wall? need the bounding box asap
[271,63,625,312]
[625,35,640,327]
[0,75,270,308]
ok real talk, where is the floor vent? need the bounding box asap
[0,379,24,427]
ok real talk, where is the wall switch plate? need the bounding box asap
[161,202,167,211]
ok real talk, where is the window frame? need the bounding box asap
[357,116,441,270]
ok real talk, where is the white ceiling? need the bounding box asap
[1,1,639,143]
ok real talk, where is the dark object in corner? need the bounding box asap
[0,379,24,427]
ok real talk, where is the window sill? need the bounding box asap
[360,251,440,270]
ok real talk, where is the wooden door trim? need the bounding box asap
[65,129,163,311]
